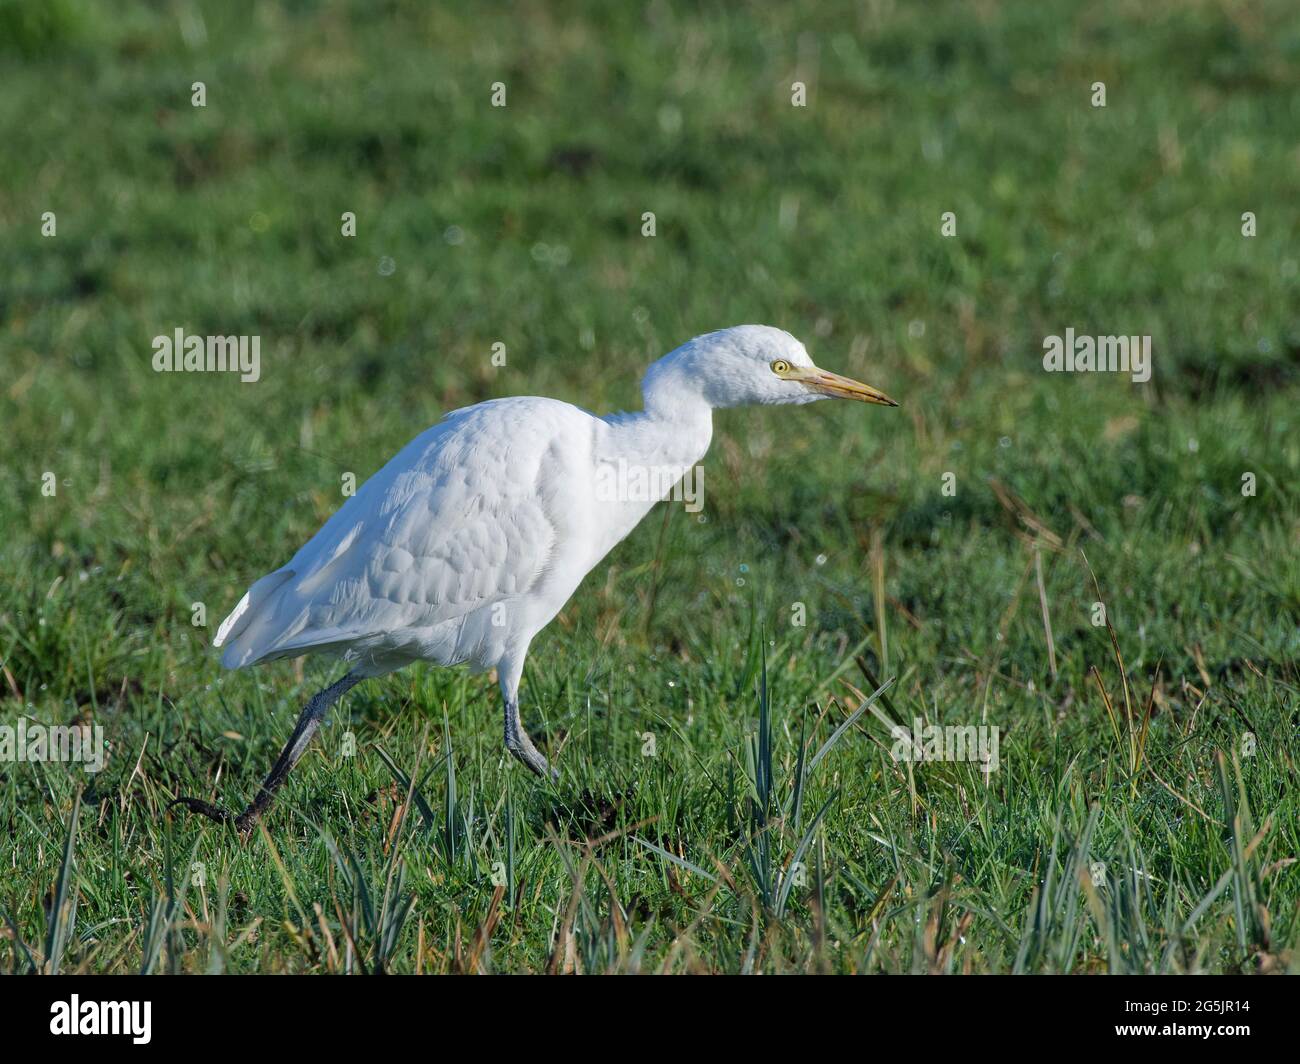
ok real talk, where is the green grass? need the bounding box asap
[1,0,1297,973]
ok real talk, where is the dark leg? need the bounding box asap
[172,671,363,834]
[497,651,557,781]
[504,694,558,779]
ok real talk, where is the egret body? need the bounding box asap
[176,325,896,830]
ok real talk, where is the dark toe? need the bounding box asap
[168,796,234,823]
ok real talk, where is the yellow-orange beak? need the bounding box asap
[795,365,898,407]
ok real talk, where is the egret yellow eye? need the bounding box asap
[771,359,791,375]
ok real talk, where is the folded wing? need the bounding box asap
[214,398,580,672]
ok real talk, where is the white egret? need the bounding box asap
[174,325,897,831]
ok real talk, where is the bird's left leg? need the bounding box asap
[172,671,363,833]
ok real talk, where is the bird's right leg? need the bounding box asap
[499,662,557,780]
[496,647,559,780]
[503,694,558,780]
[171,671,362,834]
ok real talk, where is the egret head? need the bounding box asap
[642,324,898,413]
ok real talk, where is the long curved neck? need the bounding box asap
[581,364,715,561]
[601,389,713,470]
[640,354,714,420]
[595,367,714,511]
[593,355,712,461]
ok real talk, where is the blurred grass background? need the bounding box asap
[0,0,1297,973]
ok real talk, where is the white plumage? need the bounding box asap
[216,397,592,678]
[181,325,895,827]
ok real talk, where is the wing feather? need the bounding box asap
[217,398,579,670]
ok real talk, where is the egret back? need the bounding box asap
[214,397,593,676]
